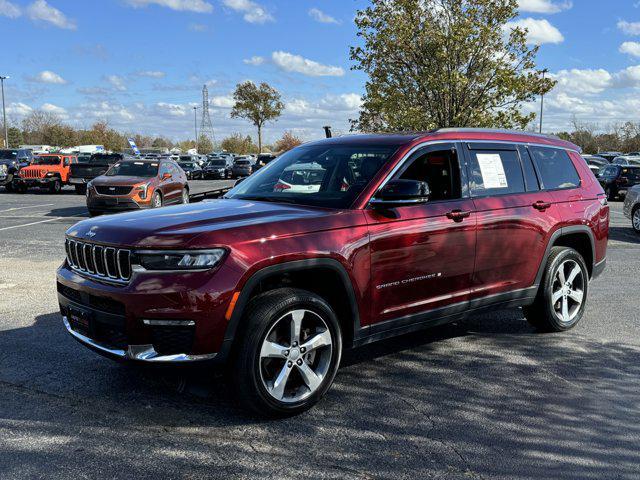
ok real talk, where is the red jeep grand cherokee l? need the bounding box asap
[57,129,609,415]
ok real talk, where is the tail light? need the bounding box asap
[273,182,291,191]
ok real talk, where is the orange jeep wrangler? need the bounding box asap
[14,154,75,193]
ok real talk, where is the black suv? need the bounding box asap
[598,164,640,200]
[0,148,33,191]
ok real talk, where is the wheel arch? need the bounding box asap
[218,258,361,362]
[535,226,596,286]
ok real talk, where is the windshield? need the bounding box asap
[235,160,251,165]
[225,144,398,208]
[106,161,158,177]
[179,162,196,169]
[0,150,17,160]
[208,160,226,166]
[32,156,61,165]
[90,154,121,164]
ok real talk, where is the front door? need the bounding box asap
[365,142,477,326]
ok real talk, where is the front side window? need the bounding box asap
[529,147,580,190]
[467,149,526,197]
[225,144,399,208]
[397,147,462,201]
[106,161,158,177]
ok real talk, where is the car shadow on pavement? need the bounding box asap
[608,226,640,245]
[1,309,640,479]
[46,206,88,218]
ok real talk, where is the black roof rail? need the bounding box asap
[429,127,563,141]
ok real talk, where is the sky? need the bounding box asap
[2,0,640,143]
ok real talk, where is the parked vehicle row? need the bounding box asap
[57,129,608,416]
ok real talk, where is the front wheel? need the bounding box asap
[632,206,640,234]
[151,191,163,208]
[230,288,342,417]
[524,247,588,332]
[49,179,62,194]
[181,188,189,204]
[75,184,87,195]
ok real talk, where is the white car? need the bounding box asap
[274,162,325,193]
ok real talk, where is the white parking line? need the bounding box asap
[0,213,85,232]
[0,203,55,213]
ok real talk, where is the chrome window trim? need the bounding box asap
[368,139,580,206]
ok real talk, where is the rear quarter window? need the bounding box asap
[529,147,580,190]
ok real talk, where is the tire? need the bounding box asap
[16,184,26,193]
[49,179,62,194]
[182,188,189,204]
[151,191,163,208]
[4,175,14,192]
[632,206,640,234]
[75,184,87,195]
[523,247,589,332]
[605,186,616,201]
[230,288,342,417]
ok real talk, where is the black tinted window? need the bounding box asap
[398,147,462,201]
[530,147,580,189]
[467,149,525,196]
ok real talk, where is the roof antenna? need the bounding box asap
[323,125,332,138]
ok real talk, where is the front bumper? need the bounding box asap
[204,169,226,178]
[69,177,92,185]
[63,317,217,362]
[57,261,240,363]
[87,197,149,212]
[14,177,56,187]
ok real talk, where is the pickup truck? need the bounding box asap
[14,154,74,193]
[68,153,124,194]
[0,148,33,191]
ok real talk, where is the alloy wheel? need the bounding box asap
[633,208,640,232]
[551,259,585,324]
[182,189,189,204]
[259,309,333,403]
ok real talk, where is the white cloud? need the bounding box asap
[156,102,190,117]
[222,0,273,24]
[308,7,339,24]
[243,55,265,66]
[319,93,362,111]
[618,20,640,36]
[0,0,21,18]
[41,102,68,118]
[124,0,213,13]
[136,70,166,78]
[7,102,33,116]
[613,65,640,88]
[518,0,572,14]
[272,51,344,77]
[30,70,67,84]
[503,18,564,45]
[620,41,640,58]
[106,75,127,91]
[552,68,612,95]
[26,0,76,30]
[210,95,234,108]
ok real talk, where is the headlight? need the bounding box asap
[0,165,7,173]
[135,249,226,271]
[46,172,55,177]
[136,183,150,199]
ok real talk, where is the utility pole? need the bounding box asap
[193,105,199,152]
[0,76,9,149]
[539,69,548,134]
[199,85,216,151]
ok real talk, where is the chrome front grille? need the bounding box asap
[65,239,131,282]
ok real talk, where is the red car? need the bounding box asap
[57,129,609,416]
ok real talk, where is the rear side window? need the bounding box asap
[467,148,526,197]
[529,147,580,190]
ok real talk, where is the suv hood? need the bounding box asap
[91,175,150,186]
[67,199,360,248]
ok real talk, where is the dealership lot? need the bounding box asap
[1,192,639,479]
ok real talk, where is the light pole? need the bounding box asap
[539,69,548,134]
[193,105,199,152]
[0,76,9,148]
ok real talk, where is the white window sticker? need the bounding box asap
[476,153,508,189]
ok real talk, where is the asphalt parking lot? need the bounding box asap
[1,190,639,479]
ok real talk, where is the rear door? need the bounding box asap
[465,143,558,298]
[366,142,477,325]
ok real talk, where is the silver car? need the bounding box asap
[623,184,640,233]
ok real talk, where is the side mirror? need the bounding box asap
[370,179,430,208]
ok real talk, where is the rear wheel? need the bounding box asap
[151,191,163,208]
[524,247,588,332]
[632,206,640,234]
[74,184,87,195]
[49,179,62,194]
[231,288,342,416]
[182,188,189,204]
